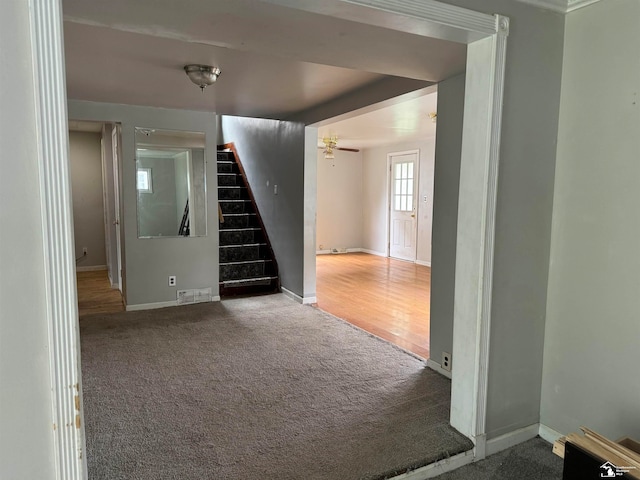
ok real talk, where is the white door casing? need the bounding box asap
[112,125,123,292]
[389,150,419,261]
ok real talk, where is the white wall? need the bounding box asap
[0,0,57,477]
[69,131,107,268]
[541,0,640,440]
[316,149,363,252]
[68,100,219,307]
[362,139,435,264]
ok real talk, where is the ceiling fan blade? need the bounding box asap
[337,147,360,152]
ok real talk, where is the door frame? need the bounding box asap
[31,0,508,477]
[386,149,420,260]
[111,125,124,292]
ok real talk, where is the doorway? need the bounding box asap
[31,1,509,475]
[388,150,419,262]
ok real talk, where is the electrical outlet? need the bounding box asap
[82,247,87,256]
[319,244,324,250]
[442,352,452,372]
[168,275,177,287]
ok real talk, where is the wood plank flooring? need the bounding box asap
[315,252,431,359]
[76,270,124,317]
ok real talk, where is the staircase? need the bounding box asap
[217,148,279,296]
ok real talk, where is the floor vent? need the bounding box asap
[177,288,212,305]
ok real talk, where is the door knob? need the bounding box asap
[411,214,416,218]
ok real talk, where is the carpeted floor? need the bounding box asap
[433,437,563,479]
[80,294,473,480]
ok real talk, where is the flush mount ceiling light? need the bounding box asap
[184,64,221,91]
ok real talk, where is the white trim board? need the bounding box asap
[29,0,87,477]
[316,248,364,255]
[512,0,602,13]
[389,450,474,480]
[76,265,107,272]
[281,287,317,305]
[361,249,387,257]
[538,424,563,444]
[415,260,431,267]
[486,424,540,456]
[426,359,452,379]
[125,297,221,311]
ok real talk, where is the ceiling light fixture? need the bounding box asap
[184,64,221,91]
[322,136,338,160]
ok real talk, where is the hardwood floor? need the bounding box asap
[76,270,124,317]
[315,252,431,359]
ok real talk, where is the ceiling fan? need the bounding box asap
[318,136,359,160]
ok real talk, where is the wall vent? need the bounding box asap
[331,247,348,254]
[177,287,212,305]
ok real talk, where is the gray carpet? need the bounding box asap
[434,438,563,480]
[80,294,473,480]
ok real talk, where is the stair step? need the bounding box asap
[218,186,248,200]
[220,276,278,287]
[219,199,252,214]
[220,259,272,266]
[219,228,262,245]
[220,259,273,281]
[218,173,240,186]
[220,213,258,229]
[219,242,267,262]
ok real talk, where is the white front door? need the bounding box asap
[389,151,418,261]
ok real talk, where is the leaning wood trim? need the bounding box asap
[29,0,86,477]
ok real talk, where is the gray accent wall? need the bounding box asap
[430,74,465,371]
[68,100,218,307]
[438,0,565,439]
[541,0,640,440]
[69,131,107,268]
[0,0,57,476]
[220,115,306,297]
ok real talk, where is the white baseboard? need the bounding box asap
[538,423,563,444]
[361,249,387,257]
[126,300,178,311]
[316,248,365,255]
[76,265,107,272]
[126,296,221,311]
[281,287,316,304]
[389,450,474,479]
[416,260,432,267]
[426,358,452,379]
[486,423,540,456]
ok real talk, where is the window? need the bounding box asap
[393,162,413,212]
[137,168,152,193]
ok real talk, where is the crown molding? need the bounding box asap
[512,0,603,13]
[566,0,603,12]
